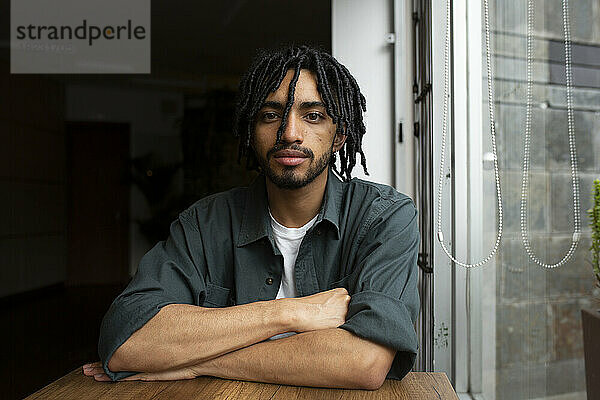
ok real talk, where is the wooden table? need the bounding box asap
[26,369,458,399]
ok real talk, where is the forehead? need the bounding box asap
[264,69,323,103]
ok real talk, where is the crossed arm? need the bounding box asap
[85,290,396,390]
[86,200,420,388]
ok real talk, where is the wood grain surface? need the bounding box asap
[25,368,457,400]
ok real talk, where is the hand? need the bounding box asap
[288,288,351,332]
[82,361,202,382]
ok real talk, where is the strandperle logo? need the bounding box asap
[11,0,150,74]
[15,20,147,46]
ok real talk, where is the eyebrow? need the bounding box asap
[259,100,326,111]
[298,101,326,110]
[260,101,284,111]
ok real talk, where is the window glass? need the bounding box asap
[480,0,599,398]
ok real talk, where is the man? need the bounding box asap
[83,45,420,390]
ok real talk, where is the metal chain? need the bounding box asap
[520,0,581,268]
[436,0,503,267]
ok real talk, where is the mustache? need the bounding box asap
[267,144,314,159]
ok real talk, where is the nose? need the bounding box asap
[279,113,303,144]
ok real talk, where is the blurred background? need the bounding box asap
[1,1,330,398]
[2,0,600,399]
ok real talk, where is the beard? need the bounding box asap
[255,143,333,190]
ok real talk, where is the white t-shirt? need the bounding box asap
[267,210,318,340]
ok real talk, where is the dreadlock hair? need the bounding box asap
[232,45,368,182]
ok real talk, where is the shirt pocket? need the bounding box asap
[204,282,234,307]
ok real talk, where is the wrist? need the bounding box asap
[271,297,300,333]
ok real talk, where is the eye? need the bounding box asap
[261,111,280,122]
[305,112,324,122]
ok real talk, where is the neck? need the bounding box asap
[266,169,329,228]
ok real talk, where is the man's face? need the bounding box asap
[252,69,345,190]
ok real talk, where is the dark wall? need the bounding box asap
[0,60,67,297]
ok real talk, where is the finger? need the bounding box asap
[84,366,105,376]
[82,361,102,372]
[83,361,101,368]
[94,373,112,382]
[83,365,95,376]
[83,365,103,373]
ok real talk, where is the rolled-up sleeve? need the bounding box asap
[98,214,206,381]
[339,198,420,380]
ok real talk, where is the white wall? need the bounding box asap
[430,0,454,381]
[332,0,396,187]
[66,84,184,276]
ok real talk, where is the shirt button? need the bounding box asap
[315,228,321,236]
[266,277,274,285]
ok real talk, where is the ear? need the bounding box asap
[333,132,347,152]
[332,122,347,152]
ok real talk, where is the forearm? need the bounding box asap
[196,328,387,390]
[108,299,293,373]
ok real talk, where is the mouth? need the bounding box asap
[272,150,309,167]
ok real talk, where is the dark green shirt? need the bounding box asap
[99,168,420,382]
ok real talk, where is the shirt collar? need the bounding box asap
[316,168,343,239]
[237,175,271,247]
[237,168,343,247]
